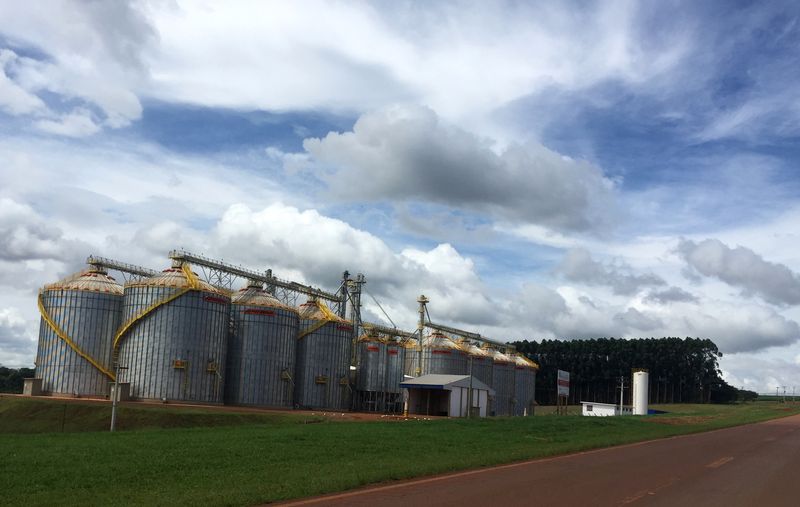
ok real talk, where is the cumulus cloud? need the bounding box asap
[0,198,86,262]
[209,203,498,327]
[678,238,800,306]
[720,348,800,394]
[0,49,47,116]
[0,1,150,132]
[644,286,699,305]
[613,307,663,331]
[304,106,615,232]
[557,247,665,295]
[35,109,101,137]
[0,307,36,368]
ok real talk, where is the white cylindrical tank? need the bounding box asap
[632,370,649,415]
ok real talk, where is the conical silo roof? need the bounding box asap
[484,347,512,364]
[298,298,350,323]
[459,340,491,358]
[232,281,297,312]
[423,331,463,350]
[126,261,225,294]
[512,353,539,370]
[43,266,123,295]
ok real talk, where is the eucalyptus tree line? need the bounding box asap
[513,337,739,405]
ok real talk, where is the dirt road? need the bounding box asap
[280,414,800,506]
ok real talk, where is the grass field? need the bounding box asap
[1,397,798,506]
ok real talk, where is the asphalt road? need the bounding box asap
[279,413,800,506]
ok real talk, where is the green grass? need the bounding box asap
[1,398,798,506]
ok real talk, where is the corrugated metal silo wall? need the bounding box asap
[36,289,121,396]
[421,347,468,375]
[294,320,353,410]
[117,286,229,403]
[404,346,419,377]
[469,356,493,386]
[225,305,298,407]
[513,367,536,416]
[491,362,515,416]
[385,344,404,393]
[356,341,386,392]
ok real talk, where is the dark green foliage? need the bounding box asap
[0,366,35,393]
[513,337,736,405]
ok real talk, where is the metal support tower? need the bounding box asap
[168,250,344,308]
[86,255,157,283]
[416,295,428,376]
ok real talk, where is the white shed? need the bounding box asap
[581,401,632,416]
[401,374,495,417]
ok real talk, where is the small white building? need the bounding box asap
[401,374,495,418]
[581,401,632,417]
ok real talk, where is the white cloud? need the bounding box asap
[614,307,663,331]
[720,345,800,394]
[0,197,86,262]
[678,238,800,306]
[644,286,699,305]
[0,307,36,368]
[0,49,47,116]
[0,1,149,131]
[304,106,616,232]
[35,109,101,137]
[0,1,692,133]
[557,247,664,295]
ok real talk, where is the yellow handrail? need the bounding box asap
[37,292,116,381]
[113,263,204,350]
[113,287,192,349]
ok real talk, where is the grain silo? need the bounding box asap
[115,261,230,404]
[384,337,405,413]
[225,280,299,407]
[459,341,493,386]
[354,331,386,411]
[294,298,353,410]
[511,353,538,416]
[419,331,468,375]
[35,265,122,397]
[486,347,514,416]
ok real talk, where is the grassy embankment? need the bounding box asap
[1,397,798,506]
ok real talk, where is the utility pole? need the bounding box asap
[776,386,780,401]
[617,376,627,414]
[783,386,787,404]
[467,353,474,418]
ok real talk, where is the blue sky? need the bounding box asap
[1,0,800,392]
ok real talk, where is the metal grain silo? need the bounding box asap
[354,331,386,411]
[384,338,405,413]
[486,347,514,416]
[511,353,538,416]
[404,339,420,377]
[115,261,230,404]
[225,281,299,407]
[419,331,468,376]
[460,341,492,386]
[294,298,353,410]
[35,266,122,397]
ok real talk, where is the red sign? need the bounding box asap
[244,309,275,316]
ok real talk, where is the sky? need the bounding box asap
[1,0,799,395]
